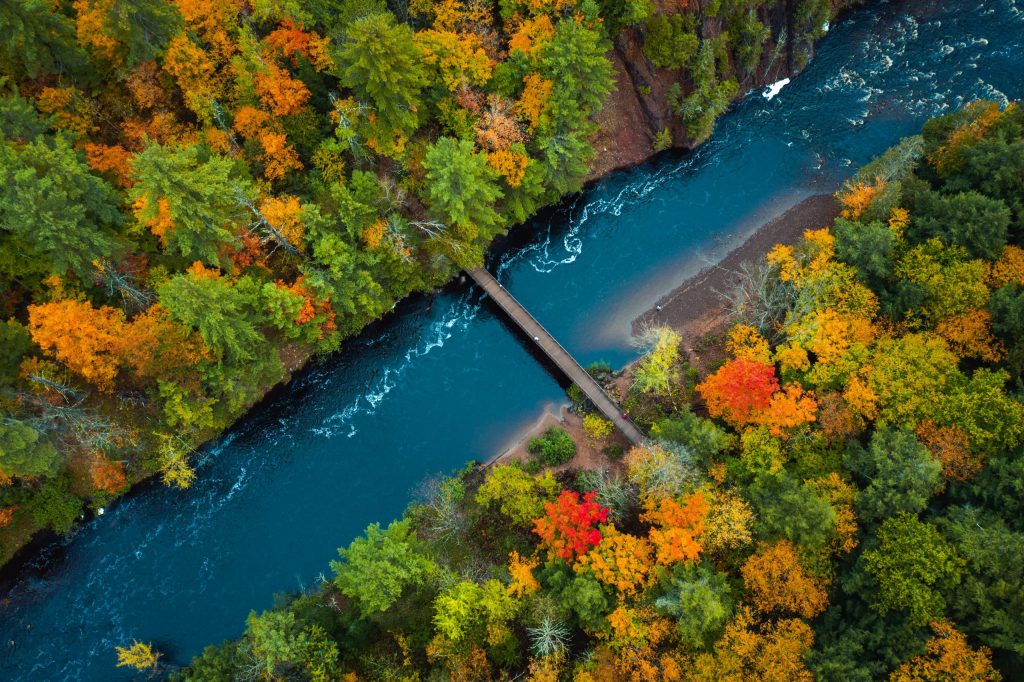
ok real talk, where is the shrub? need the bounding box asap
[527,427,577,471]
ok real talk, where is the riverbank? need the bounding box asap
[632,193,841,336]
[487,193,842,473]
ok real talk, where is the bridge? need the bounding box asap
[467,268,646,445]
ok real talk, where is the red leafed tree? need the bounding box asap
[697,358,779,427]
[533,490,609,563]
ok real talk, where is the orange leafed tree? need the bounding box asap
[697,358,779,427]
[687,608,815,681]
[890,620,1001,682]
[163,34,221,117]
[755,384,818,437]
[255,63,311,116]
[935,309,1004,363]
[84,143,135,187]
[486,149,529,187]
[576,525,653,595]
[916,420,982,482]
[74,0,121,64]
[507,551,540,597]
[89,454,128,494]
[264,20,332,70]
[259,131,303,181]
[28,300,128,392]
[120,304,213,383]
[740,540,829,619]
[988,245,1024,288]
[517,73,552,131]
[838,180,884,220]
[259,195,306,250]
[0,505,18,529]
[640,492,709,565]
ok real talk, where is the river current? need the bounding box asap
[3,1,1023,678]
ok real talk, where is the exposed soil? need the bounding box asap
[487,404,629,477]
[633,194,841,334]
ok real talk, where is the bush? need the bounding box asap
[602,444,625,460]
[583,413,614,443]
[652,128,672,152]
[527,427,577,471]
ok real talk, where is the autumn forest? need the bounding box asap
[1,0,1023,679]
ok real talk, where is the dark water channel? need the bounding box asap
[2,1,1023,678]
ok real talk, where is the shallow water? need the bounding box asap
[3,1,1023,678]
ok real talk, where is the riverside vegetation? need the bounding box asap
[164,103,1024,680]
[0,0,840,565]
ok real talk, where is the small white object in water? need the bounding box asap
[822,21,830,33]
[763,78,790,100]
[97,507,105,516]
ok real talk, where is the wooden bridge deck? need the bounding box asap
[467,268,646,445]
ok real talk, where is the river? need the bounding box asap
[2,1,1023,678]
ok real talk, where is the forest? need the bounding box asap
[154,102,1024,680]
[0,0,834,564]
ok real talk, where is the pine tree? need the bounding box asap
[334,13,428,156]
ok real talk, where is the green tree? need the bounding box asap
[433,578,519,645]
[642,14,698,70]
[746,472,836,552]
[546,566,613,632]
[0,0,86,78]
[0,319,31,387]
[0,93,49,141]
[422,136,505,258]
[334,12,427,155]
[989,283,1024,372]
[0,134,119,279]
[655,562,734,648]
[845,427,942,523]
[833,217,896,285]
[243,610,340,681]
[809,597,927,682]
[542,20,613,124]
[669,40,739,143]
[651,409,732,463]
[536,129,593,195]
[939,368,1024,456]
[936,506,1024,655]
[330,519,436,616]
[79,0,182,68]
[863,512,963,625]
[0,418,61,479]
[24,474,83,533]
[158,271,265,365]
[130,143,242,266]
[906,187,1010,260]
[526,427,576,471]
[954,446,1024,532]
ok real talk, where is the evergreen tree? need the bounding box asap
[158,270,265,365]
[130,144,243,266]
[334,13,428,156]
[0,133,119,279]
[422,137,505,262]
[0,0,86,79]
